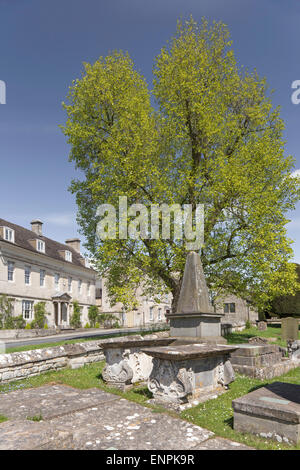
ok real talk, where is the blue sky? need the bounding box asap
[0,0,299,261]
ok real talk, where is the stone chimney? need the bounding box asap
[31,219,43,236]
[65,238,80,253]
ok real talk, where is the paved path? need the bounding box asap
[3,326,160,349]
[0,384,253,450]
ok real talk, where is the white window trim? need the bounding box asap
[54,273,60,291]
[4,227,15,243]
[7,261,14,282]
[65,250,72,262]
[24,265,31,285]
[37,240,45,253]
[22,300,34,320]
[40,269,46,287]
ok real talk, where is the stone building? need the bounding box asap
[96,277,171,327]
[96,279,257,329]
[215,293,258,329]
[0,218,97,327]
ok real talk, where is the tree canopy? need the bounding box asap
[267,264,300,317]
[62,17,300,312]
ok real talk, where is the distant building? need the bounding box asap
[0,218,97,327]
[96,277,171,327]
[214,293,258,327]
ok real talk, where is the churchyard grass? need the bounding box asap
[225,324,300,347]
[0,360,299,450]
[181,367,300,450]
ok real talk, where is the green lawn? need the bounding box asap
[225,324,300,347]
[0,359,299,450]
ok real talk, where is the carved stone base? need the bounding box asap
[101,336,173,388]
[143,344,237,405]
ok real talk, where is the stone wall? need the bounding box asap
[0,331,170,384]
[0,328,58,340]
[0,340,106,383]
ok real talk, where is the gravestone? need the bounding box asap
[166,251,225,344]
[258,321,267,331]
[233,382,300,444]
[281,317,299,342]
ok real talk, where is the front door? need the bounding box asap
[54,303,58,326]
[61,303,68,324]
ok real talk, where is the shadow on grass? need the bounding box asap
[133,387,152,399]
[224,333,255,344]
[224,416,234,429]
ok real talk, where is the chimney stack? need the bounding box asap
[65,238,80,253]
[31,219,43,236]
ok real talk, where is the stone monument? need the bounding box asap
[281,317,299,342]
[166,251,226,344]
[233,382,300,444]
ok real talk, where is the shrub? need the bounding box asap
[25,323,31,329]
[70,301,82,328]
[84,322,91,328]
[44,324,48,329]
[95,322,100,329]
[245,320,251,330]
[98,313,119,329]
[88,305,99,327]
[14,315,26,329]
[31,302,48,329]
[0,295,14,329]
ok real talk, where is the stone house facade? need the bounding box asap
[96,278,171,327]
[214,293,258,327]
[96,279,257,329]
[0,218,97,327]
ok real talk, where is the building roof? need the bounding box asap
[0,217,93,271]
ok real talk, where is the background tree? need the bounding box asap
[62,17,300,312]
[266,264,300,317]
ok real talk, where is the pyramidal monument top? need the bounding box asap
[176,251,214,315]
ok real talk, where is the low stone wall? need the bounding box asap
[0,340,105,383]
[0,329,59,340]
[0,331,170,384]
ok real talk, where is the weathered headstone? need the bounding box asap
[281,317,299,342]
[258,321,267,331]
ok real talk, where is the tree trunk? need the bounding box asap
[171,280,182,313]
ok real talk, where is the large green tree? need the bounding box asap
[267,264,300,317]
[62,17,300,312]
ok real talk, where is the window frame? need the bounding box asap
[40,269,46,287]
[7,261,14,282]
[22,300,34,320]
[54,273,60,291]
[37,239,45,253]
[4,227,14,243]
[24,265,31,285]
